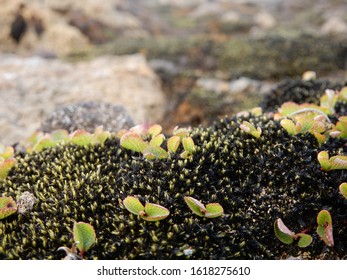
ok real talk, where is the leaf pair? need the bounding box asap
[184,196,223,218]
[317,151,347,171]
[316,210,334,247]
[123,196,170,221]
[239,121,262,138]
[274,218,312,248]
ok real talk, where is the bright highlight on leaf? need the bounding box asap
[240,121,262,138]
[0,158,16,180]
[296,233,313,248]
[339,183,347,199]
[316,210,334,247]
[184,196,224,218]
[73,222,96,258]
[123,196,169,221]
[142,203,170,221]
[167,136,180,153]
[0,196,17,220]
[274,218,294,245]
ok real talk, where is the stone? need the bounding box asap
[0,53,166,145]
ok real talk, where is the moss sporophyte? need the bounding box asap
[0,80,346,259]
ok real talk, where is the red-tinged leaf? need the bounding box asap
[0,196,17,219]
[73,222,96,257]
[324,223,334,247]
[274,218,295,245]
[120,132,148,153]
[70,130,94,146]
[317,210,332,226]
[0,158,16,180]
[0,144,14,159]
[167,136,180,153]
[123,196,144,215]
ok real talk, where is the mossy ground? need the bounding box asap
[0,107,346,259]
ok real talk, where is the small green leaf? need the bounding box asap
[296,233,313,248]
[317,151,330,171]
[167,136,180,153]
[280,119,298,135]
[274,218,295,245]
[149,134,165,147]
[184,196,206,217]
[240,121,262,138]
[141,202,170,221]
[123,196,145,215]
[147,124,162,137]
[182,137,195,153]
[339,182,347,199]
[317,151,347,171]
[0,197,17,219]
[50,129,69,143]
[205,203,224,218]
[70,130,94,146]
[143,146,168,159]
[33,138,55,152]
[93,126,111,145]
[317,210,332,226]
[120,132,148,153]
[73,222,96,257]
[0,158,16,180]
[173,126,190,139]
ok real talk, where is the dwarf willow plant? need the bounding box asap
[184,196,224,218]
[0,144,16,180]
[58,221,96,260]
[274,218,312,248]
[277,88,347,144]
[123,196,170,221]
[339,183,347,199]
[317,151,347,171]
[119,124,196,160]
[0,196,17,220]
[316,210,334,247]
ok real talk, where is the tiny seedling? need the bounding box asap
[58,221,96,259]
[0,196,17,220]
[0,158,16,180]
[316,210,334,247]
[317,151,347,171]
[239,121,262,138]
[184,196,224,218]
[274,218,312,248]
[123,196,170,221]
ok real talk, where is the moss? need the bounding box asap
[0,104,346,259]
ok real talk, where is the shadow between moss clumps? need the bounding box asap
[0,79,346,260]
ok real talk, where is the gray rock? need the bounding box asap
[40,102,135,133]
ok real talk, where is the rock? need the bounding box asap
[40,102,135,133]
[321,17,347,36]
[0,53,166,145]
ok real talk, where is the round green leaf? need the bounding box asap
[167,136,180,153]
[184,196,206,217]
[143,146,168,159]
[182,137,195,153]
[296,233,313,248]
[123,196,145,215]
[149,134,165,147]
[0,158,16,180]
[73,222,96,256]
[317,210,332,226]
[0,196,17,219]
[274,218,294,245]
[142,202,170,221]
[70,130,94,146]
[147,125,162,137]
[339,182,347,199]
[205,203,224,218]
[120,132,148,153]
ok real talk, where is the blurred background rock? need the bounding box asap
[0,0,347,145]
